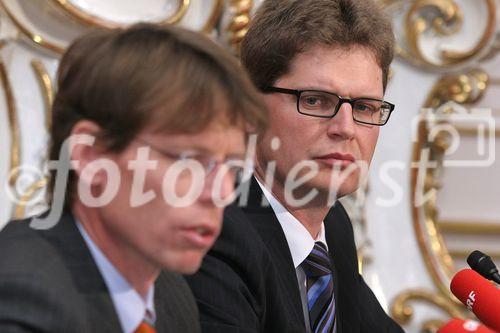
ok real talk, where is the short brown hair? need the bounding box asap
[49,23,267,211]
[241,0,395,91]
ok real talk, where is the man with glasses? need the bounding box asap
[261,87,394,126]
[0,24,266,333]
[186,0,404,332]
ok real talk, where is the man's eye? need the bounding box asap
[179,152,208,165]
[194,155,214,168]
[301,95,329,109]
[305,97,320,105]
[355,102,377,112]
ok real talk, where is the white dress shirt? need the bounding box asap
[256,180,333,333]
[77,221,156,333]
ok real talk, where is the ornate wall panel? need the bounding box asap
[0,1,499,332]
[380,1,500,331]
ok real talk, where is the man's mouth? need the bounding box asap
[313,152,356,168]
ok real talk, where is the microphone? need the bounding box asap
[450,269,500,332]
[437,318,497,333]
[467,250,500,285]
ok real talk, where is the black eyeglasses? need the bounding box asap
[262,86,395,126]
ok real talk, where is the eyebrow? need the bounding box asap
[155,143,247,161]
[298,86,384,100]
[227,152,247,160]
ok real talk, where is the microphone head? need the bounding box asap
[450,269,500,331]
[467,250,499,282]
[437,318,496,333]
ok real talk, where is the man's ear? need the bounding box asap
[69,120,108,187]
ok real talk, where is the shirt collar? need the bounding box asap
[76,221,156,333]
[255,178,328,268]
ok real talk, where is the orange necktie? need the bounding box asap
[134,321,156,333]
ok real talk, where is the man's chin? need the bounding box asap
[172,258,203,275]
[157,252,204,275]
[304,173,361,202]
[177,266,200,275]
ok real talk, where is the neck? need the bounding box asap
[72,201,158,298]
[254,168,329,239]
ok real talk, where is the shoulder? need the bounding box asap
[0,219,64,277]
[0,217,89,331]
[156,271,197,308]
[207,203,275,273]
[155,271,200,333]
[0,220,87,332]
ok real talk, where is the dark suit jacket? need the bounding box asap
[186,178,404,333]
[0,213,200,333]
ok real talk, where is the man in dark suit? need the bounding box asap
[0,213,198,333]
[0,23,268,333]
[186,0,405,332]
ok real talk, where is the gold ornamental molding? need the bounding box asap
[226,0,253,54]
[0,60,20,187]
[12,178,48,219]
[448,250,500,260]
[424,69,489,108]
[391,289,467,327]
[383,0,497,70]
[10,60,55,220]
[456,126,500,137]
[390,68,492,329]
[441,220,500,261]
[411,69,489,298]
[51,0,190,29]
[51,0,223,34]
[439,220,500,235]
[0,0,66,54]
[31,59,54,131]
[202,0,225,34]
[0,0,224,55]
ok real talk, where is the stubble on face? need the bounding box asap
[255,45,383,209]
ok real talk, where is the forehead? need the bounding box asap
[279,44,383,99]
[144,121,247,154]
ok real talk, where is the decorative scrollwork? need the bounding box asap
[404,0,463,65]
[15,59,54,219]
[226,0,253,54]
[51,0,190,29]
[0,60,20,187]
[12,178,48,219]
[0,0,67,54]
[398,69,491,330]
[202,0,225,34]
[411,69,489,300]
[424,69,489,108]
[383,0,497,70]
[31,59,54,131]
[421,319,447,333]
[391,289,466,326]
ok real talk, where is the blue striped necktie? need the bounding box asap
[302,241,336,333]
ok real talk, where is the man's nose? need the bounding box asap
[326,102,356,140]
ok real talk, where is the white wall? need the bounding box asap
[0,1,498,332]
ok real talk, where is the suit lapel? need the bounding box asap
[238,178,361,332]
[324,203,358,333]
[42,213,122,332]
[241,178,305,328]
